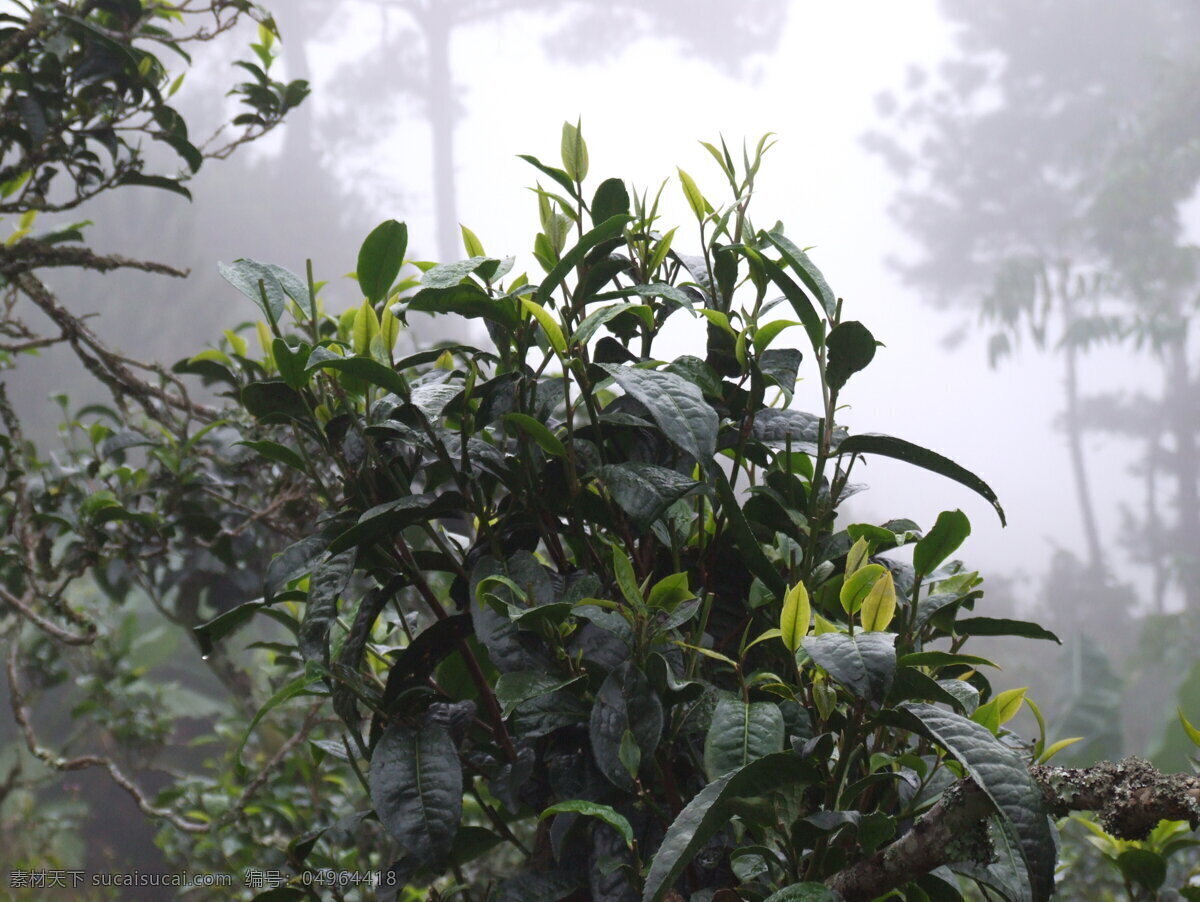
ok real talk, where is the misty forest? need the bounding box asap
[2,2,1200,901]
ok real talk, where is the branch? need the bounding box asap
[8,271,217,423]
[827,758,1200,902]
[0,241,190,278]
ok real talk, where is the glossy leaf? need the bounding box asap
[357,219,408,303]
[219,258,287,324]
[834,433,1006,526]
[370,723,462,866]
[535,213,632,307]
[642,753,813,902]
[913,509,972,575]
[860,569,897,632]
[780,581,811,652]
[502,413,566,457]
[825,320,878,391]
[327,493,463,555]
[307,353,409,398]
[594,462,705,531]
[602,364,717,463]
[591,177,630,226]
[406,283,521,329]
[954,618,1061,643]
[540,800,634,848]
[298,550,356,665]
[841,563,886,615]
[589,662,663,791]
[763,230,837,318]
[803,632,897,703]
[521,297,567,355]
[904,702,1055,902]
[704,697,785,780]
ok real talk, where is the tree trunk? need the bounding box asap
[421,7,459,263]
[1165,336,1200,614]
[1059,279,1105,579]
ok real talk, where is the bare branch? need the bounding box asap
[0,585,98,646]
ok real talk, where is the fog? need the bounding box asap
[9,0,1198,762]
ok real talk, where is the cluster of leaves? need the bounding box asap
[1057,812,1200,902]
[188,125,1089,902]
[0,0,308,210]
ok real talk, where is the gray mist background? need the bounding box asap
[9,0,1199,766]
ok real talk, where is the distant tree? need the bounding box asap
[867,0,1200,622]
[284,0,790,260]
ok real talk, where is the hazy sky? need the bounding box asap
[182,1,1180,612]
[275,1,1116,597]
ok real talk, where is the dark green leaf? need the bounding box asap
[265,531,331,601]
[594,462,706,531]
[898,651,999,670]
[589,661,663,791]
[357,220,408,302]
[517,153,578,197]
[502,412,566,457]
[741,246,825,354]
[592,178,630,226]
[118,170,191,199]
[760,347,803,397]
[712,466,786,597]
[802,632,897,703]
[236,439,307,473]
[573,302,654,346]
[1116,849,1167,893]
[764,231,837,318]
[642,753,814,902]
[495,671,583,718]
[307,353,409,398]
[406,284,521,329]
[904,703,1055,902]
[299,550,356,665]
[265,262,313,317]
[704,697,785,780]
[825,320,878,391]
[751,408,824,448]
[602,363,717,463]
[541,800,634,848]
[913,510,972,575]
[249,889,305,902]
[241,380,310,422]
[834,434,1006,526]
[328,493,463,555]
[536,213,633,306]
[888,667,967,712]
[421,256,500,289]
[193,599,266,657]
[379,614,473,716]
[954,618,1061,643]
[493,871,586,902]
[370,723,462,866]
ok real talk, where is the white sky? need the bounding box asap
[257,1,1161,609]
